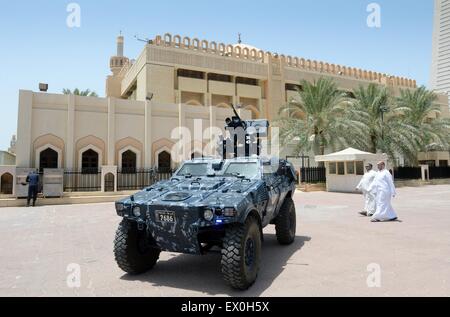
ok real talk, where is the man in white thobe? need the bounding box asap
[368,161,398,222]
[356,163,377,217]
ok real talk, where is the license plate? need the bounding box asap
[156,211,176,223]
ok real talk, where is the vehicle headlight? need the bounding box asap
[224,207,236,217]
[133,206,141,217]
[116,203,124,212]
[203,208,214,221]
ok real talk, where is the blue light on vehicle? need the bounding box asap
[215,219,223,224]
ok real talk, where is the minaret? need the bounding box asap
[110,32,129,76]
[107,33,130,97]
[117,33,124,57]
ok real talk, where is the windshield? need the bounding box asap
[224,162,259,179]
[176,163,209,176]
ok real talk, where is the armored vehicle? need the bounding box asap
[113,107,297,290]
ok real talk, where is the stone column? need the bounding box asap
[144,100,153,168]
[178,103,186,136]
[66,94,75,169]
[206,92,212,107]
[209,105,217,141]
[258,98,263,118]
[177,103,187,164]
[208,105,217,157]
[233,95,238,105]
[107,97,116,166]
[16,90,33,168]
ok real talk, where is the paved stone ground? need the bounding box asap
[0,185,449,297]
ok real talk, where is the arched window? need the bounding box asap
[1,173,13,195]
[82,149,99,174]
[121,150,137,173]
[244,105,261,119]
[39,148,58,171]
[158,151,171,173]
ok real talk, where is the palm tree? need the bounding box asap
[63,88,98,97]
[351,83,390,153]
[397,86,450,157]
[352,83,426,165]
[278,77,368,156]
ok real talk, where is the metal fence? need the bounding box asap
[28,169,175,193]
[63,169,101,192]
[393,166,422,180]
[429,166,450,179]
[300,167,326,184]
[394,166,450,180]
[117,169,173,191]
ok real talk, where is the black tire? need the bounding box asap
[221,216,262,290]
[114,219,160,275]
[275,197,296,245]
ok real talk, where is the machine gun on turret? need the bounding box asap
[220,104,269,159]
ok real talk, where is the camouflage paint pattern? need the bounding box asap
[115,157,296,255]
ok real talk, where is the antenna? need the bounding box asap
[134,34,152,44]
[238,33,242,44]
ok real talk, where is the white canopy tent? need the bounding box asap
[315,148,388,193]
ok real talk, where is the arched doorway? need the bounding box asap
[158,151,171,173]
[121,150,137,173]
[39,148,58,171]
[0,173,13,195]
[104,173,115,192]
[82,149,99,174]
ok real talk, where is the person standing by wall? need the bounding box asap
[26,170,40,207]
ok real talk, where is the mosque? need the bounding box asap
[0,32,448,195]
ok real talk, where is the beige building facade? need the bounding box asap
[3,32,449,195]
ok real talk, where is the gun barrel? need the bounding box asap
[230,104,241,119]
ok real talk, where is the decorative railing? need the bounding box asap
[394,166,422,180]
[429,166,450,179]
[150,33,417,88]
[63,169,102,192]
[117,168,173,191]
[300,167,327,184]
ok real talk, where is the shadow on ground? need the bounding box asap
[120,234,311,296]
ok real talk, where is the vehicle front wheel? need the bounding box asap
[221,216,262,290]
[114,219,161,275]
[275,197,296,245]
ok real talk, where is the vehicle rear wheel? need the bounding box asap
[275,197,296,245]
[114,219,161,274]
[221,216,262,290]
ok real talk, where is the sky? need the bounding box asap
[0,0,435,151]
